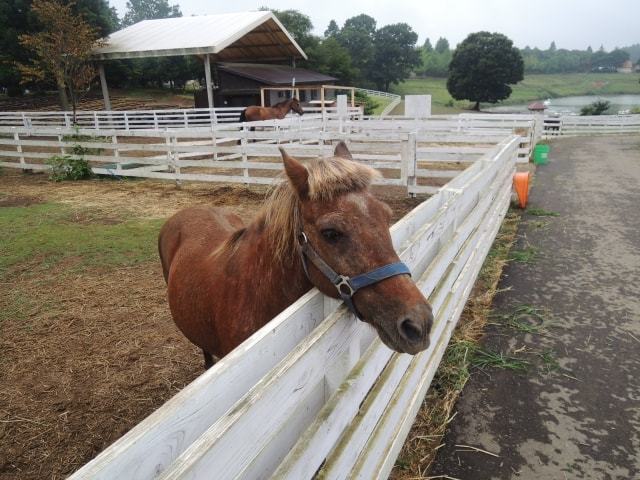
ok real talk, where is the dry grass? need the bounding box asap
[390,210,522,479]
[0,169,424,479]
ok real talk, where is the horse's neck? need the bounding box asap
[276,101,292,118]
[227,221,310,308]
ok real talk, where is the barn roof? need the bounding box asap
[528,102,547,111]
[92,11,307,61]
[217,63,337,85]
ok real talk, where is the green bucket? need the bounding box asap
[533,144,550,165]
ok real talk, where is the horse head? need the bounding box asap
[289,98,304,115]
[278,143,433,354]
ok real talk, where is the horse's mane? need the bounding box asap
[260,155,380,264]
[273,98,298,108]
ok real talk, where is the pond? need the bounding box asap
[487,94,640,115]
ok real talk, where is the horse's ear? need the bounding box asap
[334,141,353,160]
[280,147,309,199]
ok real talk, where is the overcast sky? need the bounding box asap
[109,0,638,51]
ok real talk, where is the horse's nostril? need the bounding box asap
[399,318,423,343]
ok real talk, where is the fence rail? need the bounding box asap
[0,117,524,195]
[67,135,520,480]
[542,113,640,137]
[0,106,363,130]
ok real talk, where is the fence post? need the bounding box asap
[57,134,66,156]
[112,135,121,173]
[241,124,249,183]
[402,132,417,197]
[14,132,27,172]
[154,112,159,130]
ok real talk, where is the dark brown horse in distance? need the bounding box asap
[239,97,304,122]
[158,142,433,368]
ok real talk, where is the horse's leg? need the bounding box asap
[203,350,215,369]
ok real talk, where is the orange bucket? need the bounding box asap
[513,172,530,208]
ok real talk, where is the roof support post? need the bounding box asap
[204,54,214,109]
[98,63,111,111]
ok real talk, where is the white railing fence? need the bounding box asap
[542,114,640,137]
[68,135,520,480]
[0,118,525,196]
[0,106,363,131]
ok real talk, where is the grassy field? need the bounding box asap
[392,73,640,111]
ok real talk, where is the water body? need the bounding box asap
[487,94,640,115]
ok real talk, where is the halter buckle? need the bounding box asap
[335,275,355,298]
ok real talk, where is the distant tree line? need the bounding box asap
[0,0,636,102]
[266,9,421,91]
[417,38,633,77]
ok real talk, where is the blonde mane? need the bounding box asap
[261,155,380,263]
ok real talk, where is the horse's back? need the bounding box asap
[158,205,243,282]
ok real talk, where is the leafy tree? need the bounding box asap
[18,0,104,116]
[423,38,433,52]
[306,37,355,83]
[548,41,556,52]
[370,23,420,91]
[447,31,524,110]
[122,0,181,27]
[434,37,449,54]
[0,0,116,96]
[580,100,610,115]
[335,14,377,85]
[343,14,376,35]
[324,19,339,38]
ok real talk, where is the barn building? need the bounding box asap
[92,11,318,110]
[194,63,337,108]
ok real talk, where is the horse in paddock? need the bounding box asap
[158,142,433,369]
[239,97,304,122]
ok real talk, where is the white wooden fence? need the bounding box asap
[0,116,523,195]
[543,114,640,137]
[68,135,520,480]
[0,106,363,130]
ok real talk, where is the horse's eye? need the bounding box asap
[321,229,342,243]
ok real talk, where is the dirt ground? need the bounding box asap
[0,170,425,479]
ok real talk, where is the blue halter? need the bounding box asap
[298,232,411,318]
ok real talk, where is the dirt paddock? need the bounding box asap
[0,169,425,479]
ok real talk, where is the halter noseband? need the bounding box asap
[298,232,411,318]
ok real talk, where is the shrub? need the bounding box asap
[46,154,92,181]
[354,90,379,115]
[580,100,610,116]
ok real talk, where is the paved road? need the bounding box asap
[430,135,640,479]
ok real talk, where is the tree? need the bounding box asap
[122,0,181,27]
[369,23,420,91]
[0,0,116,96]
[324,19,339,38]
[335,14,377,85]
[548,41,557,52]
[434,37,449,54]
[580,100,610,116]
[307,37,356,83]
[423,38,433,52]
[447,31,524,110]
[18,0,104,116]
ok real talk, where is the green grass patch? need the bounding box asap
[0,202,163,276]
[494,304,551,334]
[509,246,538,264]
[392,73,640,111]
[527,207,560,217]
[470,348,531,373]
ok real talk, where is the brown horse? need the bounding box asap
[239,97,304,122]
[158,142,433,368]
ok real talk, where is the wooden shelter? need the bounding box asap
[92,11,306,109]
